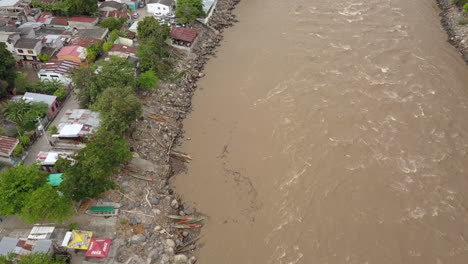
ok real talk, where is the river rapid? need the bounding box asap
[174,0,468,263]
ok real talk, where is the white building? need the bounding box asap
[37,60,79,85]
[147,0,173,16]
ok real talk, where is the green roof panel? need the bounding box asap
[47,173,63,187]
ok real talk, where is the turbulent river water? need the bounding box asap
[174,0,468,263]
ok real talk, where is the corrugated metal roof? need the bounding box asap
[23,92,57,107]
[28,226,55,240]
[31,240,52,253]
[0,136,19,156]
[169,27,198,43]
[0,237,18,256]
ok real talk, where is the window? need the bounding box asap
[50,75,59,78]
[40,74,47,77]
[157,7,160,9]
[27,50,33,54]
[17,49,23,53]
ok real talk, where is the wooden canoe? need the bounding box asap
[172,224,202,229]
[130,173,157,182]
[85,208,119,217]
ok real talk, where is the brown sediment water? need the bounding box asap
[174,0,468,263]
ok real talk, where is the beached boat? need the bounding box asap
[172,224,202,229]
[85,206,119,217]
[167,215,204,224]
[130,173,157,182]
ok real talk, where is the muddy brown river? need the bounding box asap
[174,0,468,263]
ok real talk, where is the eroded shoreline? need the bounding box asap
[437,0,468,63]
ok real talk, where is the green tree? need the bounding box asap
[73,56,136,107]
[53,85,67,101]
[54,156,72,172]
[92,87,142,134]
[60,130,132,201]
[65,0,98,16]
[100,17,126,31]
[0,43,16,96]
[0,164,47,216]
[36,79,64,95]
[86,40,104,62]
[103,41,113,52]
[4,100,48,133]
[137,40,172,77]
[109,29,120,43]
[464,3,468,13]
[15,72,33,94]
[17,252,67,264]
[175,0,205,24]
[38,53,50,62]
[72,66,98,107]
[138,70,158,89]
[19,185,74,224]
[137,16,170,42]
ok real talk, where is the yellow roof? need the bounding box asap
[67,230,93,250]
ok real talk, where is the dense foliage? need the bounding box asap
[32,0,97,16]
[59,130,132,201]
[138,70,158,89]
[0,164,47,216]
[92,87,142,134]
[136,17,172,78]
[73,56,136,107]
[0,252,67,264]
[3,99,48,133]
[176,0,205,24]
[0,43,16,97]
[100,17,127,31]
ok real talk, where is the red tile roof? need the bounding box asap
[109,44,136,55]
[0,136,19,156]
[169,27,198,43]
[68,16,98,23]
[57,45,85,59]
[69,37,100,48]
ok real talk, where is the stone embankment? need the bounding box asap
[437,0,468,63]
[108,0,241,263]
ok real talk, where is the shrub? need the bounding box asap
[464,3,468,13]
[17,135,30,147]
[38,53,50,62]
[49,125,58,135]
[103,42,113,52]
[12,144,24,158]
[53,86,67,101]
[15,72,33,94]
[68,222,78,231]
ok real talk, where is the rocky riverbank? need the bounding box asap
[106,1,241,263]
[437,0,468,63]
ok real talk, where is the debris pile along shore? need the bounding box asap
[108,0,241,263]
[437,0,468,63]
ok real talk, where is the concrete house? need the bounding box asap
[0,136,19,165]
[169,26,198,47]
[37,59,79,85]
[23,92,59,118]
[14,38,42,61]
[56,45,86,63]
[147,0,173,16]
[0,0,29,24]
[0,31,19,54]
[36,151,74,172]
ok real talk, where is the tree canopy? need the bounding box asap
[59,130,132,201]
[3,99,48,133]
[19,185,74,224]
[92,87,142,134]
[0,43,16,96]
[138,70,158,89]
[175,0,205,24]
[73,56,136,107]
[100,17,127,31]
[0,164,47,216]
[137,16,170,42]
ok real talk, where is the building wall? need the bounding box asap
[38,72,71,85]
[57,54,82,63]
[117,36,133,46]
[15,41,42,61]
[147,3,170,14]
